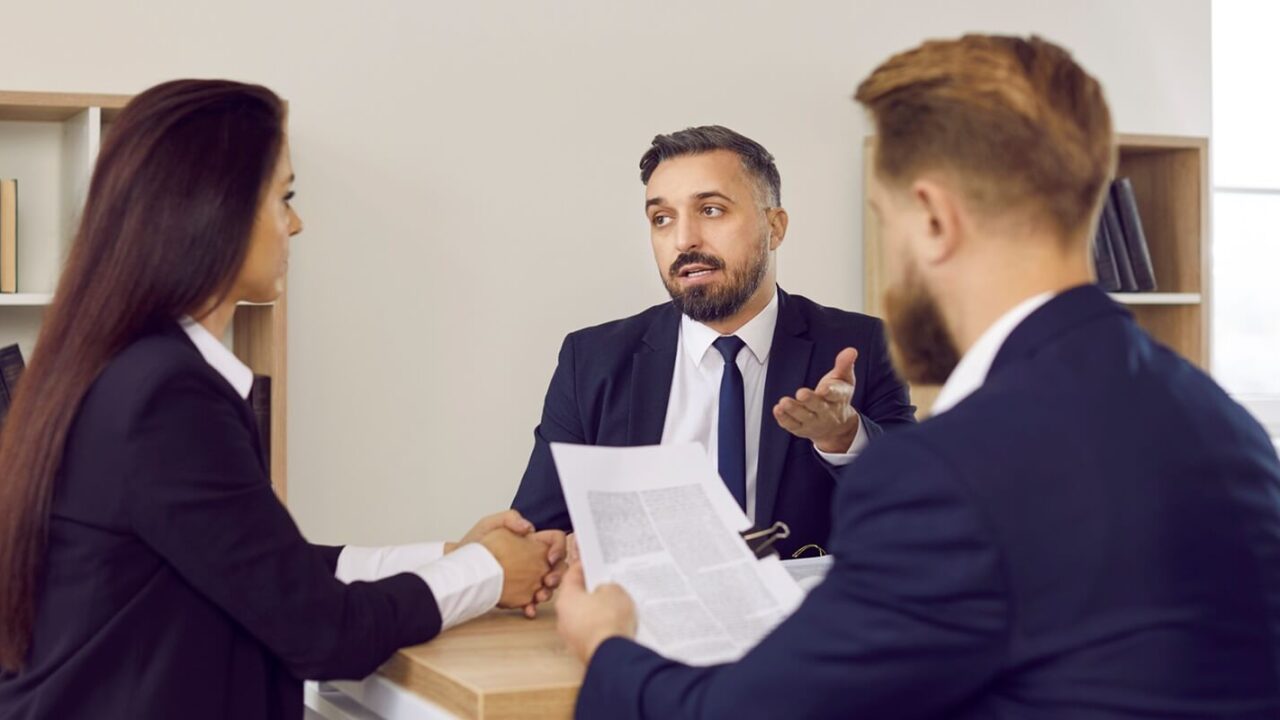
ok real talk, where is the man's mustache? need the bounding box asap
[669,252,726,278]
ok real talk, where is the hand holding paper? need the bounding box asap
[556,561,637,663]
[551,443,803,666]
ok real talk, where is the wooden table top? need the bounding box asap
[378,606,585,720]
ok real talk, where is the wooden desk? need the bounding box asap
[377,606,585,720]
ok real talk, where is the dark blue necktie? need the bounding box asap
[713,335,747,510]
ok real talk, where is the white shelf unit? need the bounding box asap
[0,293,54,306]
[0,97,109,356]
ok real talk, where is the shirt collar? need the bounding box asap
[178,315,254,399]
[680,287,779,368]
[930,291,1056,416]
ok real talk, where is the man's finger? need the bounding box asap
[779,397,818,421]
[566,533,580,564]
[562,561,587,595]
[773,405,805,433]
[768,404,798,430]
[497,509,535,536]
[831,347,858,382]
[531,530,566,565]
[794,392,840,412]
[775,408,812,436]
[816,379,855,403]
[543,562,567,589]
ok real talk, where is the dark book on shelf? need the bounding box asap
[1112,177,1158,292]
[1,179,17,294]
[1101,192,1139,292]
[248,375,272,469]
[0,343,26,426]
[1092,213,1122,291]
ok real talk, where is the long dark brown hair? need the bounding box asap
[0,79,285,671]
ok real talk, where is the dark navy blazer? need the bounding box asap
[0,322,441,720]
[511,288,917,558]
[576,285,1280,719]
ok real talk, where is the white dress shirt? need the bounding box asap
[929,292,1056,417]
[660,290,868,524]
[179,316,503,630]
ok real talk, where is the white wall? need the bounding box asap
[0,0,1210,544]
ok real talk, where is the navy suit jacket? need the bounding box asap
[576,285,1280,719]
[0,322,441,720]
[511,288,916,558]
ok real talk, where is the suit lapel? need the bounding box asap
[628,305,679,445]
[755,290,813,528]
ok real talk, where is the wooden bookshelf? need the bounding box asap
[862,134,1211,417]
[0,90,290,500]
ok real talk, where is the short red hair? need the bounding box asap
[856,34,1116,237]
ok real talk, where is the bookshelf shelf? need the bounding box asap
[0,293,53,306]
[0,92,128,122]
[0,90,289,500]
[1110,293,1202,305]
[863,133,1210,417]
[0,297,280,309]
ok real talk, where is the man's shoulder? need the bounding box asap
[563,300,676,348]
[783,291,886,338]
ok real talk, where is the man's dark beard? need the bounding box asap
[663,244,769,323]
[883,262,961,386]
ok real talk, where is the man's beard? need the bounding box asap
[663,240,770,323]
[883,262,961,386]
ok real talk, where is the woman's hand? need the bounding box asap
[445,510,535,554]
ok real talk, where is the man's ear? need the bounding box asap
[767,207,789,251]
[910,178,963,266]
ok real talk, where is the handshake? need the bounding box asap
[446,510,568,618]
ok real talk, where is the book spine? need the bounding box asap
[0,344,24,392]
[0,367,10,424]
[1102,189,1139,292]
[1093,214,1122,291]
[1112,178,1158,292]
[0,344,19,425]
[249,375,272,469]
[0,180,16,294]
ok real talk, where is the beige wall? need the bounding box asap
[0,0,1210,544]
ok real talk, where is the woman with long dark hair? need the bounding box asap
[0,79,563,719]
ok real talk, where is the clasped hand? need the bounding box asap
[449,510,567,618]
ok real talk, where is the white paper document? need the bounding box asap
[551,442,804,666]
[782,555,833,593]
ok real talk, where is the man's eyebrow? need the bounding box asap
[694,191,735,204]
[646,190,737,209]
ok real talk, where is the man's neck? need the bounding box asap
[945,248,1092,356]
[701,283,775,335]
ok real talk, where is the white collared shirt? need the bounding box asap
[930,292,1056,416]
[179,316,503,630]
[660,290,868,524]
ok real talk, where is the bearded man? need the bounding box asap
[556,37,1280,719]
[511,125,916,558]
